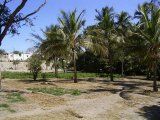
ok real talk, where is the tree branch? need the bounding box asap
[0,0,28,45]
[0,0,47,45]
[14,0,47,23]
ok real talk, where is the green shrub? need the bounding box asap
[0,103,16,113]
[0,103,9,108]
[27,87,66,96]
[7,92,26,103]
[70,89,81,96]
[27,87,81,96]
[28,55,42,81]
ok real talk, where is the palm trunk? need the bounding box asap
[62,59,66,73]
[54,58,58,78]
[108,43,114,82]
[33,73,37,81]
[54,66,58,78]
[110,70,114,81]
[73,49,77,83]
[121,61,124,77]
[55,65,58,78]
[153,62,158,92]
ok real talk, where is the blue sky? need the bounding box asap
[1,0,149,52]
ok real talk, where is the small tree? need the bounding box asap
[13,60,20,70]
[28,55,42,81]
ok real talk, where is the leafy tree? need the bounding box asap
[76,51,107,73]
[28,54,42,81]
[33,25,69,77]
[0,0,47,45]
[115,11,131,76]
[12,60,20,70]
[132,2,160,91]
[58,9,85,83]
[92,7,117,81]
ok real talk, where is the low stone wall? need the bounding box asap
[0,62,54,72]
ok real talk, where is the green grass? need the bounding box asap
[2,71,33,79]
[0,103,9,108]
[0,103,15,113]
[2,71,121,80]
[7,92,26,103]
[27,87,81,96]
[69,89,81,96]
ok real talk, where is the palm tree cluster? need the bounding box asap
[32,1,159,91]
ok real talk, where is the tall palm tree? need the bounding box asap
[95,7,117,81]
[39,25,69,77]
[31,25,69,77]
[58,9,85,83]
[116,11,131,77]
[133,2,160,91]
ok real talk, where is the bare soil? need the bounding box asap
[0,77,160,120]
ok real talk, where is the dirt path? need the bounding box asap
[1,77,160,120]
[1,94,121,119]
[1,92,155,120]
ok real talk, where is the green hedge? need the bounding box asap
[2,71,99,79]
[2,71,121,79]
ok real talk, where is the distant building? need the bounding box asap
[8,53,32,61]
[0,53,32,62]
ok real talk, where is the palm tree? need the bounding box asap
[133,2,160,91]
[116,11,131,77]
[31,25,69,77]
[84,25,108,58]
[95,7,117,81]
[58,9,85,83]
[39,25,69,77]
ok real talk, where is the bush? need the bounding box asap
[76,51,107,73]
[70,89,81,96]
[27,87,82,96]
[7,92,26,103]
[0,103,9,108]
[28,54,42,80]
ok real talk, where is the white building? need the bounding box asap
[8,53,32,61]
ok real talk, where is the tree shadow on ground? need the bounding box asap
[88,88,122,94]
[112,81,151,90]
[1,89,29,94]
[19,79,47,84]
[138,104,160,120]
[125,76,147,80]
[19,78,108,84]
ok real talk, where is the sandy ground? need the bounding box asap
[0,77,160,120]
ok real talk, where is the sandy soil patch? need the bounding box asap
[0,77,160,120]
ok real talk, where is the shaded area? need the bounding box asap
[138,105,160,120]
[88,88,122,94]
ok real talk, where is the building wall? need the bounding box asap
[8,53,32,61]
[0,62,56,72]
